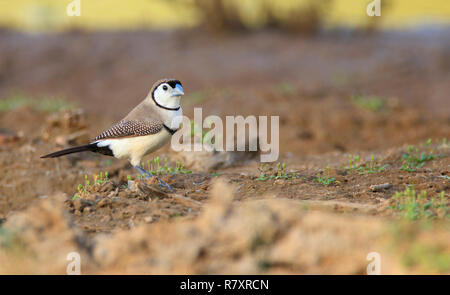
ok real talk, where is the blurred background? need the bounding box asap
[0,0,449,153]
[1,0,449,31]
[0,0,449,274]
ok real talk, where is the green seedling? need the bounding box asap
[73,172,109,200]
[141,157,192,176]
[176,161,192,174]
[257,162,296,181]
[314,166,336,187]
[257,163,270,181]
[277,82,296,95]
[390,186,448,220]
[343,154,360,173]
[94,171,109,185]
[352,95,385,112]
[357,155,389,174]
[401,139,436,172]
[0,93,74,112]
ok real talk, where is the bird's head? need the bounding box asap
[150,79,184,110]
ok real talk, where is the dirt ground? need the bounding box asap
[0,29,449,274]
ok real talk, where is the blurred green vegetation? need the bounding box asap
[0,93,74,112]
[389,222,450,273]
[0,0,449,32]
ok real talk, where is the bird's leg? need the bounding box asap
[134,166,173,192]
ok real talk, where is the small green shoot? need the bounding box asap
[257,162,296,181]
[342,154,388,174]
[389,186,448,220]
[73,171,109,200]
[314,166,336,187]
[0,93,74,112]
[344,154,360,173]
[276,82,296,95]
[352,95,385,112]
[140,157,192,176]
[401,139,436,172]
[357,155,389,174]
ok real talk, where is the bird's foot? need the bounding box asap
[135,166,174,192]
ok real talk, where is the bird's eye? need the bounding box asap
[163,85,168,91]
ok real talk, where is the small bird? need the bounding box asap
[41,78,185,191]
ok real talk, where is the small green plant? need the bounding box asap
[0,93,74,112]
[314,166,336,187]
[352,95,385,112]
[344,154,360,173]
[141,157,192,176]
[73,172,109,200]
[256,163,270,181]
[276,82,296,95]
[275,162,293,179]
[357,155,389,174]
[94,171,109,185]
[256,162,296,181]
[342,154,388,174]
[401,139,436,172]
[175,161,192,174]
[389,186,448,220]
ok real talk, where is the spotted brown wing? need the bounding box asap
[93,120,163,141]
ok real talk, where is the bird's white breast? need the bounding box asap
[96,129,171,166]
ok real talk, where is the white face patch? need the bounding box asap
[153,83,183,109]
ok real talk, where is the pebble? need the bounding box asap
[100,215,111,223]
[370,183,392,192]
[127,180,137,191]
[96,198,110,208]
[73,198,91,211]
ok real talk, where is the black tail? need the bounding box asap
[41,143,97,158]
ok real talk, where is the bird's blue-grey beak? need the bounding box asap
[171,84,184,96]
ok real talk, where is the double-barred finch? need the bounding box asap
[41,78,185,191]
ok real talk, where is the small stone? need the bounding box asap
[96,198,110,208]
[100,215,111,223]
[99,182,114,193]
[128,180,137,191]
[144,216,153,223]
[73,198,91,211]
[370,183,392,192]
